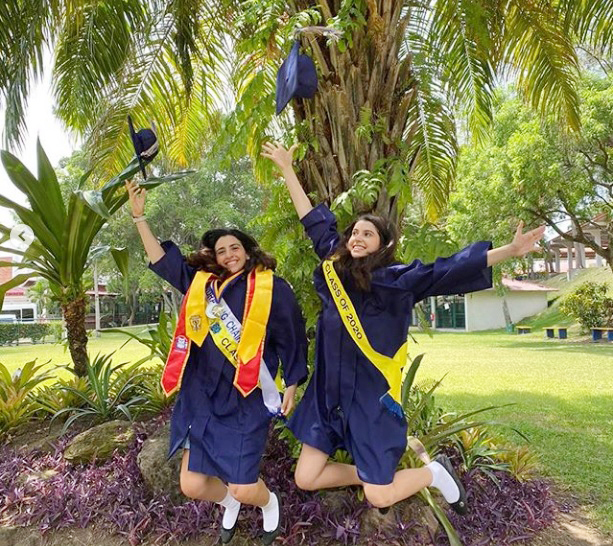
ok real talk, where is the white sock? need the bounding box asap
[427,461,460,503]
[261,491,279,533]
[217,490,241,530]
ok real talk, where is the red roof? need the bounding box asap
[6,287,26,296]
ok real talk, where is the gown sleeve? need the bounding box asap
[148,240,197,295]
[268,277,309,388]
[300,204,340,260]
[390,242,493,302]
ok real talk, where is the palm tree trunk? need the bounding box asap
[61,296,89,377]
[294,1,415,222]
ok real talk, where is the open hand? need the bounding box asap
[125,180,146,217]
[511,221,546,257]
[261,142,298,171]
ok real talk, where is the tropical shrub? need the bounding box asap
[52,353,150,433]
[133,362,176,416]
[0,143,191,377]
[35,374,91,416]
[560,281,613,331]
[0,360,52,437]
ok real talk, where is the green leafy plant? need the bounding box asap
[398,353,512,544]
[0,142,192,377]
[35,373,91,416]
[134,362,176,415]
[0,360,52,437]
[560,281,613,331]
[496,445,540,483]
[52,352,150,433]
[452,427,511,483]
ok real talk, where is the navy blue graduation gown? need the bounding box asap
[288,205,492,485]
[150,241,308,484]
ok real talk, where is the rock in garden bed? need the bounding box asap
[63,420,136,464]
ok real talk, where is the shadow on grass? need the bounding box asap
[491,339,613,355]
[434,390,613,534]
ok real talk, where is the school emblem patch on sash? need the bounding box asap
[189,315,202,331]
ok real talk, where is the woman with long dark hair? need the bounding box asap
[125,180,308,545]
[262,143,544,514]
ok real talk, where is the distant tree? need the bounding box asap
[448,75,613,273]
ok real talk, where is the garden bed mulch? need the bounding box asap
[1,416,609,546]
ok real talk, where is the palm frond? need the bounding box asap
[502,1,581,130]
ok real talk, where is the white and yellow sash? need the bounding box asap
[205,284,282,415]
[322,259,407,418]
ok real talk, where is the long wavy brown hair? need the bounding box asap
[186,228,276,278]
[331,214,398,291]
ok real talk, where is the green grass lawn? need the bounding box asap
[414,330,613,535]
[0,327,157,377]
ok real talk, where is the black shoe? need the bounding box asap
[261,493,281,545]
[435,455,468,515]
[220,523,237,544]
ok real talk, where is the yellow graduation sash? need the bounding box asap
[322,259,407,417]
[161,268,274,397]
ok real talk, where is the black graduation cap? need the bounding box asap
[275,41,318,115]
[128,116,159,179]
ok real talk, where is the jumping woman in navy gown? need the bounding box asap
[126,180,308,544]
[262,143,544,514]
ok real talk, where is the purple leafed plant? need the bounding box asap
[0,415,556,545]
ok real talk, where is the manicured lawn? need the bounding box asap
[414,330,613,535]
[0,327,156,377]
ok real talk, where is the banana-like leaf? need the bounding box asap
[0,273,35,308]
[84,169,194,219]
[75,190,112,220]
[0,151,65,243]
[110,247,129,279]
[401,353,425,408]
[0,192,62,257]
[36,139,67,228]
[100,156,149,192]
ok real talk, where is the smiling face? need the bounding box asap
[347,219,381,258]
[214,235,248,273]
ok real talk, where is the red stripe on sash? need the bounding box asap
[161,289,191,395]
[234,270,261,395]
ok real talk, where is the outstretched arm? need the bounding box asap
[487,221,546,266]
[125,180,165,264]
[261,142,313,219]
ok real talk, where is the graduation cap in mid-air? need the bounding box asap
[128,116,159,179]
[275,41,318,115]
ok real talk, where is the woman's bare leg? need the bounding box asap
[362,467,433,508]
[228,478,270,507]
[179,449,228,501]
[294,444,362,491]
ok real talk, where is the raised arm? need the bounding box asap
[487,221,546,266]
[125,180,165,264]
[261,142,313,219]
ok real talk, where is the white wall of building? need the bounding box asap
[465,291,549,331]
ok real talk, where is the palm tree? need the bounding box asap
[0,141,190,376]
[1,1,611,222]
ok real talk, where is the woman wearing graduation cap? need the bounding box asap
[125,178,308,545]
[262,142,545,514]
